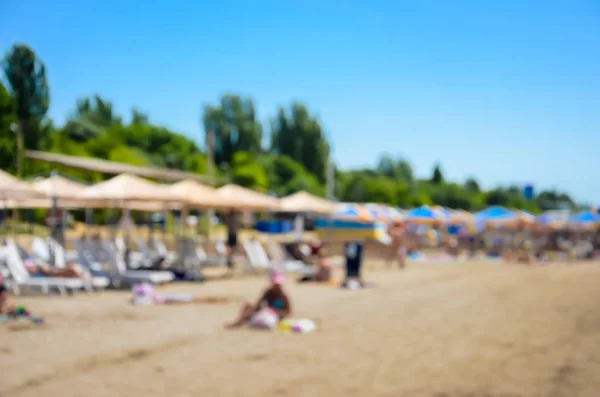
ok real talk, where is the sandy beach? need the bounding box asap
[2,261,600,397]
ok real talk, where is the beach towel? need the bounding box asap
[131,283,233,306]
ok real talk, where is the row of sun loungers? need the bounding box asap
[0,236,313,296]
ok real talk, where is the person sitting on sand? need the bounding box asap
[298,246,334,283]
[226,269,291,329]
[0,284,17,316]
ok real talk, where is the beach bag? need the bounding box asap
[278,318,317,334]
[250,307,278,330]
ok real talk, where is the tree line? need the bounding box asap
[0,44,579,215]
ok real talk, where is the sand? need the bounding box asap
[2,261,600,397]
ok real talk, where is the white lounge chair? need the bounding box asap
[102,240,174,285]
[3,241,84,296]
[149,238,179,267]
[252,240,310,273]
[243,240,271,272]
[265,241,310,273]
[195,244,226,267]
[44,238,110,290]
[116,237,152,269]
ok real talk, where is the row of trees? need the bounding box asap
[0,44,579,214]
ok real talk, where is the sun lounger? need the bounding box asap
[195,244,226,267]
[115,237,152,269]
[45,239,110,289]
[3,241,84,296]
[149,238,179,267]
[244,240,311,274]
[242,240,271,272]
[265,241,310,273]
[101,240,174,285]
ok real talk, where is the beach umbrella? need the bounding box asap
[77,173,175,204]
[474,206,517,226]
[0,179,44,200]
[279,191,336,214]
[168,180,236,209]
[364,203,390,222]
[332,203,375,223]
[32,175,87,198]
[447,209,474,225]
[537,210,570,229]
[516,210,535,223]
[364,204,405,223]
[405,205,443,225]
[216,184,281,211]
[0,170,18,185]
[569,211,600,226]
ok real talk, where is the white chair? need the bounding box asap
[3,241,84,296]
[242,240,271,272]
[150,238,179,267]
[102,240,174,285]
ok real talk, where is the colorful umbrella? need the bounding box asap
[406,205,443,225]
[332,203,375,223]
[474,206,518,226]
[569,211,600,226]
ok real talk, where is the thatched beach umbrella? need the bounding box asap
[168,180,237,209]
[279,191,335,214]
[217,184,281,211]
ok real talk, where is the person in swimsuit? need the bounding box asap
[225,269,291,329]
[0,283,17,316]
[387,222,406,269]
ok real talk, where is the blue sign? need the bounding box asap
[523,184,534,200]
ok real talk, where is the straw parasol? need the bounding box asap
[0,170,44,200]
[77,173,176,203]
[216,184,280,210]
[33,175,87,198]
[168,180,237,209]
[279,191,335,214]
[0,170,18,185]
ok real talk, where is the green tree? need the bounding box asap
[270,103,330,182]
[0,82,17,172]
[535,190,576,211]
[464,177,480,193]
[260,154,324,197]
[430,163,444,185]
[430,183,473,210]
[202,94,263,166]
[63,95,122,142]
[230,151,269,191]
[376,154,414,183]
[2,44,51,176]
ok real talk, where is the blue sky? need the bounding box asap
[1,1,599,203]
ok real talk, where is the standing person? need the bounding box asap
[388,221,407,269]
[225,210,239,272]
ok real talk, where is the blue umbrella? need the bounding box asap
[474,206,517,225]
[331,203,374,222]
[569,211,600,225]
[406,206,443,224]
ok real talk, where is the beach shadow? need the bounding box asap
[245,353,269,362]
